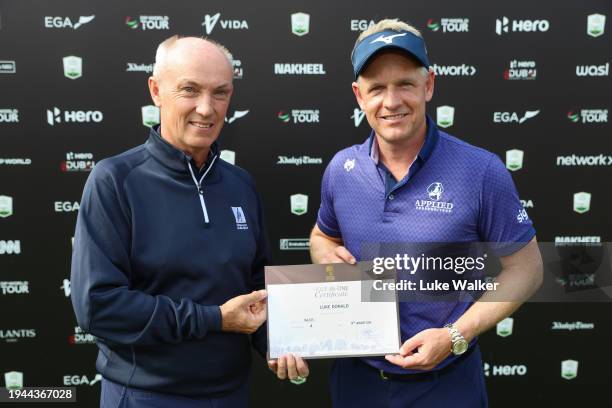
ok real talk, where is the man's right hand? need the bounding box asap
[318,245,356,264]
[220,290,267,334]
[309,225,356,264]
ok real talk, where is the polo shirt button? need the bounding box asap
[388,194,395,200]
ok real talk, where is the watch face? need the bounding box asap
[453,339,469,355]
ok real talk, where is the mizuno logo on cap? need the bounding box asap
[371,32,407,44]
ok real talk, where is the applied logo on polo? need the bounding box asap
[291,13,310,36]
[504,60,537,80]
[494,110,539,124]
[431,64,476,77]
[125,16,169,30]
[277,109,319,123]
[202,13,248,35]
[587,14,606,37]
[495,17,549,35]
[44,15,95,29]
[576,62,609,77]
[63,56,82,79]
[0,108,18,123]
[415,182,453,214]
[427,18,469,33]
[46,107,103,125]
[567,109,608,123]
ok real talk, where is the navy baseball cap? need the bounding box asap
[351,29,430,79]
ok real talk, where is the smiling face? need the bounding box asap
[148,38,233,162]
[352,50,434,147]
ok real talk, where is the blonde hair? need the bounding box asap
[153,35,233,77]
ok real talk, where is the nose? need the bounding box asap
[382,87,401,111]
[195,93,214,118]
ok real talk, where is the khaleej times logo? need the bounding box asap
[126,63,154,74]
[557,154,612,166]
[0,329,36,343]
[573,192,591,214]
[567,109,608,123]
[62,56,82,79]
[587,14,606,37]
[63,373,102,386]
[141,105,160,128]
[431,64,476,77]
[61,152,95,172]
[280,239,310,251]
[483,362,527,377]
[291,12,310,36]
[427,18,469,33]
[351,108,366,127]
[277,156,323,166]
[44,15,95,29]
[125,15,169,30]
[46,107,103,125]
[0,240,21,255]
[0,281,29,295]
[496,317,514,337]
[0,195,13,218]
[277,109,319,124]
[290,194,308,216]
[225,110,249,124]
[202,13,248,35]
[504,60,537,80]
[274,63,326,75]
[4,372,23,390]
[494,110,540,124]
[436,106,454,128]
[495,17,549,35]
[552,321,595,330]
[0,108,19,123]
[576,62,609,77]
[220,150,235,165]
[0,60,16,74]
[506,149,524,171]
[350,19,375,31]
[561,360,578,380]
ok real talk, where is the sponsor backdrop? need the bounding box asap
[0,0,610,406]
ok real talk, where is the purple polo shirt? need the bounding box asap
[316,115,535,373]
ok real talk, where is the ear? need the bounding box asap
[148,76,162,107]
[351,80,365,110]
[425,69,435,102]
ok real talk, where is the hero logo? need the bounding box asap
[0,240,21,255]
[557,154,612,166]
[63,373,102,386]
[495,17,549,35]
[61,152,95,172]
[46,107,103,125]
[483,362,527,376]
[350,20,375,31]
[0,109,18,123]
[0,329,36,343]
[427,18,469,33]
[351,108,366,127]
[69,326,96,344]
[44,15,95,29]
[54,201,80,212]
[576,62,609,77]
[504,60,537,80]
[0,281,29,295]
[493,110,540,123]
[567,109,608,123]
[431,64,476,77]
[202,13,248,35]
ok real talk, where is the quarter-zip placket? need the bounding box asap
[188,155,218,224]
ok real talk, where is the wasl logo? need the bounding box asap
[495,17,549,35]
[202,13,248,35]
[576,62,609,77]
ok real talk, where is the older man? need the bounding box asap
[307,19,543,407]
[71,36,269,408]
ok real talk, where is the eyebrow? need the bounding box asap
[176,79,232,91]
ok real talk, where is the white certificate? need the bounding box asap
[266,263,400,359]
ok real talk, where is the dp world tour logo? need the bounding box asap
[427,182,444,200]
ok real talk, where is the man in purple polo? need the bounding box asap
[306,19,543,407]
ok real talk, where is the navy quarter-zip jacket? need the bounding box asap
[70,127,270,397]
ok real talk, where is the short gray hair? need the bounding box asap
[152,35,233,77]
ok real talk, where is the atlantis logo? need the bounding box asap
[0,329,36,343]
